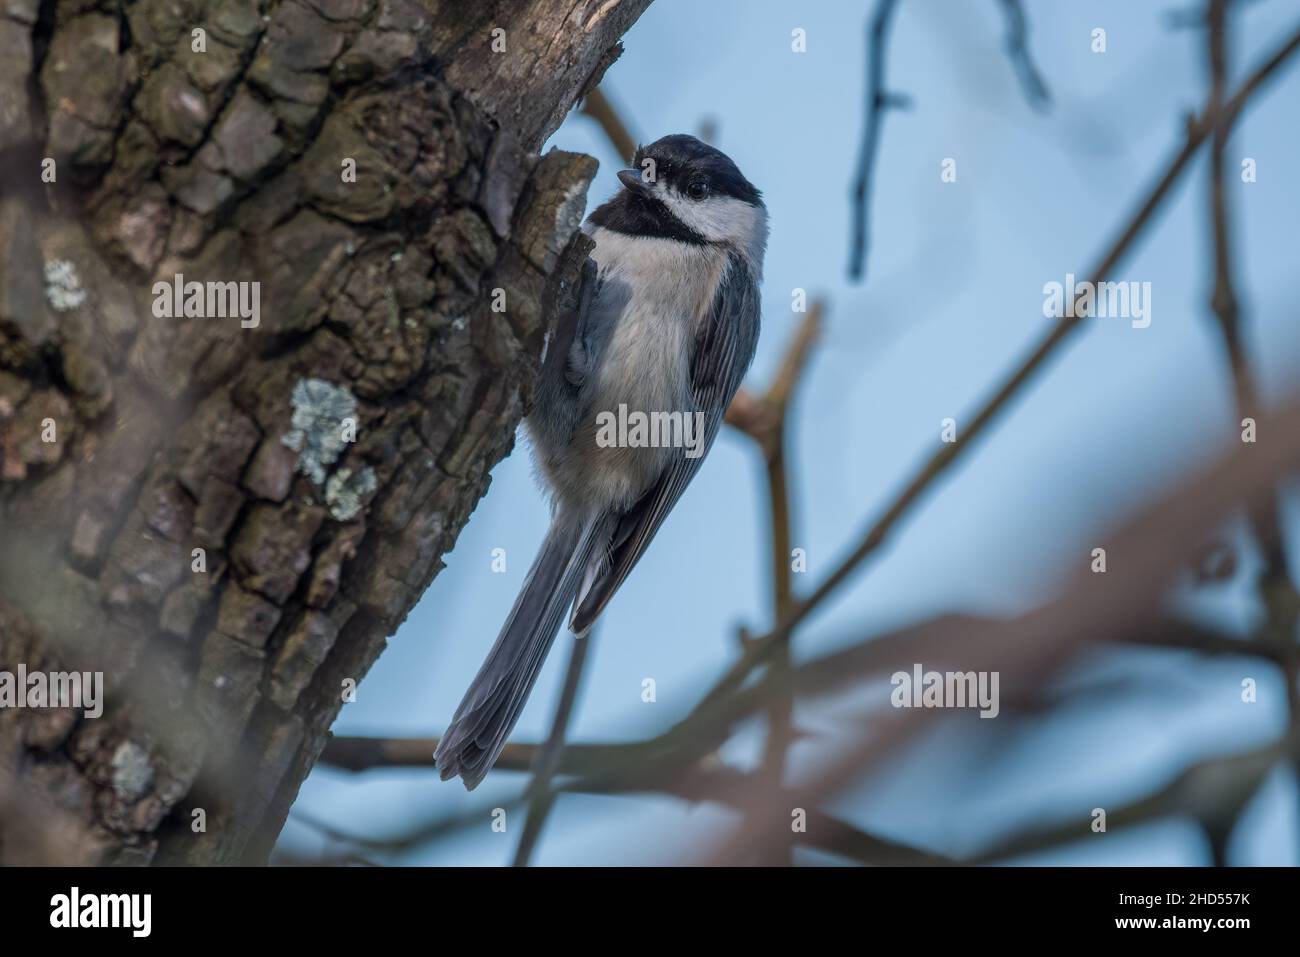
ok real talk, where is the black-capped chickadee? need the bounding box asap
[436,134,767,789]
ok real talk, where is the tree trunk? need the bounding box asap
[0,0,650,865]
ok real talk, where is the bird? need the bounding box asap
[435,134,767,789]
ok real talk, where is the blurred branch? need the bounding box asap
[725,302,824,864]
[581,86,639,162]
[316,737,947,865]
[1193,538,1238,583]
[555,610,1298,845]
[287,800,521,857]
[320,734,669,776]
[724,302,824,456]
[848,0,907,282]
[512,628,596,866]
[318,575,1298,865]
[1115,616,1295,660]
[1204,0,1300,864]
[619,611,1296,811]
[966,734,1292,864]
[1204,0,1298,615]
[702,396,1300,863]
[994,0,1051,110]
[323,602,1293,782]
[609,762,956,865]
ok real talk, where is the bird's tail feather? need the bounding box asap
[435,513,604,790]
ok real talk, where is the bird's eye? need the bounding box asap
[687,181,709,201]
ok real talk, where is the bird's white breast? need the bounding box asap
[568,225,728,507]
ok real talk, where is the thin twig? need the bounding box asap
[994,0,1051,110]
[512,627,596,866]
[848,0,906,282]
[727,303,823,864]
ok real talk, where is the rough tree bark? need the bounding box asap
[0,0,651,864]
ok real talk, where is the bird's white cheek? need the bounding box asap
[661,192,763,249]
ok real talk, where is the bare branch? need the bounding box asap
[1205,0,1297,613]
[320,735,663,776]
[994,0,1051,110]
[512,628,597,866]
[721,302,824,863]
[848,0,906,282]
[317,741,949,865]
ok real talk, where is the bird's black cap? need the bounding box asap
[632,134,762,206]
[588,134,762,243]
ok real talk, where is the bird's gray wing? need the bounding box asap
[570,250,761,633]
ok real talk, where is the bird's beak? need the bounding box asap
[617,168,652,195]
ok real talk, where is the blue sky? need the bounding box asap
[282,0,1300,865]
